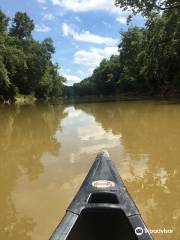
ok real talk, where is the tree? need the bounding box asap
[0,57,10,97]
[72,55,121,96]
[0,55,18,101]
[42,38,55,59]
[0,9,9,34]
[142,10,180,95]
[34,62,66,99]
[0,10,66,101]
[0,32,24,101]
[115,0,180,16]
[71,0,180,98]
[10,12,34,40]
[118,27,148,93]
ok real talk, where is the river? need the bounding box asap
[0,100,179,240]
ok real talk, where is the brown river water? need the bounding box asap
[0,100,180,240]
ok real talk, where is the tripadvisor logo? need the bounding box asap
[135,227,144,236]
[135,227,174,236]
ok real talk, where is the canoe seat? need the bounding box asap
[88,192,119,204]
[66,208,138,240]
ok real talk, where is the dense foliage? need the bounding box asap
[0,10,65,101]
[115,0,180,16]
[73,2,180,97]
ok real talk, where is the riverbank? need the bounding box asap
[62,94,180,104]
[1,94,180,106]
[0,95,36,105]
[15,95,36,105]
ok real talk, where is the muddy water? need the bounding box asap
[0,101,179,240]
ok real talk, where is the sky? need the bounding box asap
[0,0,144,85]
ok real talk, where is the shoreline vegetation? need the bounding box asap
[0,0,180,104]
[0,11,65,104]
[1,94,180,106]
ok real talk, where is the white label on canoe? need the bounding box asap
[92,180,115,188]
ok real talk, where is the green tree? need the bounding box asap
[0,34,23,100]
[72,0,180,98]
[142,10,180,95]
[0,10,66,101]
[10,12,34,40]
[73,55,121,96]
[35,63,65,99]
[118,27,148,93]
[0,9,9,34]
[41,38,55,59]
[115,0,180,16]
[0,56,10,99]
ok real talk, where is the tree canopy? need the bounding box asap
[0,10,65,102]
[115,0,180,16]
[0,10,9,34]
[71,1,180,98]
[10,12,34,40]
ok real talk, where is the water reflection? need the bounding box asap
[75,101,180,239]
[0,101,180,240]
[54,106,123,164]
[0,104,66,240]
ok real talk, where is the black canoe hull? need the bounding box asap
[50,152,153,240]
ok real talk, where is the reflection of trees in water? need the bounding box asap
[0,197,35,240]
[0,103,66,239]
[75,101,180,238]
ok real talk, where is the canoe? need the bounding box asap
[50,151,152,240]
